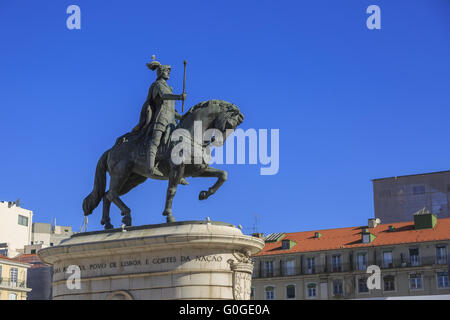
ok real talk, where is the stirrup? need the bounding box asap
[150,166,164,177]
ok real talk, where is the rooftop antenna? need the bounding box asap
[252,214,260,234]
[253,213,259,233]
[242,213,261,235]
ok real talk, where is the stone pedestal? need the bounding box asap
[38,221,264,300]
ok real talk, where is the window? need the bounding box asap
[413,185,425,195]
[383,251,393,268]
[264,261,274,277]
[410,273,423,290]
[384,276,395,291]
[285,260,295,276]
[10,268,18,287]
[8,293,17,300]
[306,257,315,274]
[333,279,344,296]
[286,285,296,299]
[0,249,7,256]
[409,248,420,266]
[358,277,369,293]
[357,252,368,271]
[265,286,274,300]
[30,249,36,254]
[250,287,255,300]
[306,283,317,298]
[18,215,28,226]
[437,272,449,288]
[331,254,342,272]
[436,245,447,264]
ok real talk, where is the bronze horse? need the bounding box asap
[82,100,244,229]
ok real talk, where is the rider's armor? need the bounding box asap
[146,79,178,173]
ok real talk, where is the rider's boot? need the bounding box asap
[148,138,189,185]
[148,148,164,177]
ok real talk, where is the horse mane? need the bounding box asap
[179,100,238,125]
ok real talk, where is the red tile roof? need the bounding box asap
[255,218,450,256]
[14,253,50,268]
[0,254,32,267]
[0,253,16,262]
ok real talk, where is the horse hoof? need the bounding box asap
[166,214,176,223]
[199,191,208,200]
[122,216,132,226]
[104,223,114,230]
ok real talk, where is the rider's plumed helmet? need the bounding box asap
[146,55,171,78]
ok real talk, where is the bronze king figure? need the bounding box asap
[83,57,244,229]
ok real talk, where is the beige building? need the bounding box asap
[0,201,33,257]
[0,254,32,300]
[251,213,450,300]
[31,222,74,248]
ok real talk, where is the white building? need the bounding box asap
[0,201,33,258]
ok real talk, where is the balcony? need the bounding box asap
[254,263,352,278]
[252,255,449,279]
[381,256,447,269]
[0,277,27,289]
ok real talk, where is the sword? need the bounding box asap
[182,60,187,113]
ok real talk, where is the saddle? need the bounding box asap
[114,124,172,161]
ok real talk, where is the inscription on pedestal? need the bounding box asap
[54,254,224,274]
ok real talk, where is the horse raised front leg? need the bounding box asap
[163,165,185,223]
[194,167,228,200]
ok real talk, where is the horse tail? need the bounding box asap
[82,150,109,216]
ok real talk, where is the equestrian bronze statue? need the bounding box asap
[82,58,244,229]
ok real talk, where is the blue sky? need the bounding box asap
[1,0,449,234]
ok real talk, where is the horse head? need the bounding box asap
[209,100,244,145]
[177,99,244,146]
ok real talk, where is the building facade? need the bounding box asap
[373,170,450,223]
[14,252,53,300]
[31,222,74,248]
[0,201,33,257]
[251,216,450,300]
[0,254,32,300]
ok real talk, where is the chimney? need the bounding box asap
[368,218,381,228]
[413,207,437,230]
